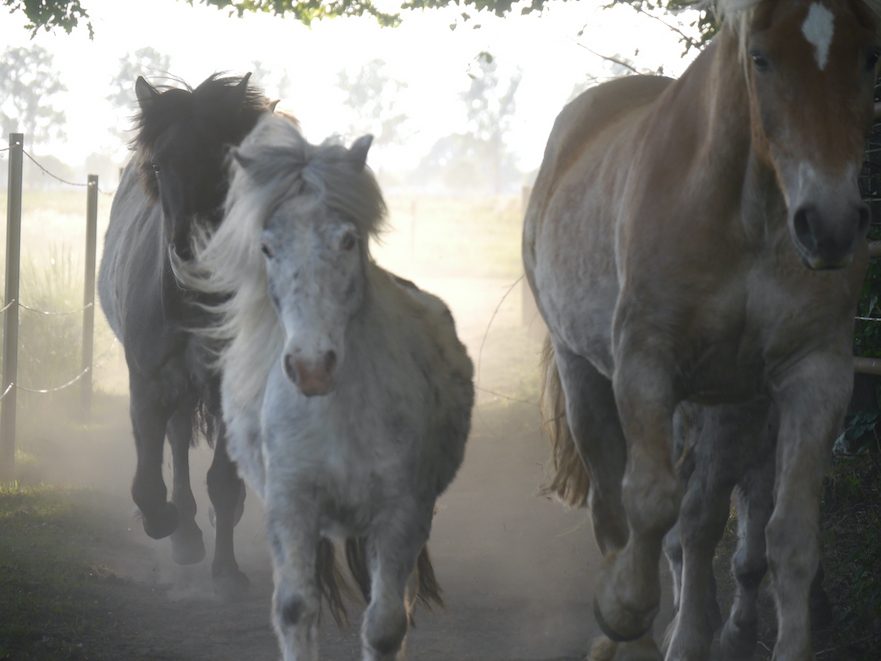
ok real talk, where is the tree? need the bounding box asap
[107,48,173,144]
[336,59,409,166]
[7,0,716,44]
[461,54,522,194]
[0,45,67,149]
[249,61,293,100]
[107,48,173,112]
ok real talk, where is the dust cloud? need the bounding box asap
[12,194,674,661]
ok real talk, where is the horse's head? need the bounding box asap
[239,126,382,397]
[133,73,269,258]
[740,0,880,269]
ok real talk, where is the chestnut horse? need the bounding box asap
[524,1,880,659]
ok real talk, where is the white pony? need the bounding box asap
[177,114,474,661]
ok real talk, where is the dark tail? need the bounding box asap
[344,537,444,612]
[315,537,361,627]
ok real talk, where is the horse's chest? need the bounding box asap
[263,398,425,532]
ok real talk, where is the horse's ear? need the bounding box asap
[231,148,254,171]
[224,72,252,114]
[135,76,160,112]
[349,135,373,171]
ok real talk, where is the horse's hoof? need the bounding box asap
[140,503,179,540]
[809,590,834,630]
[213,567,250,601]
[720,618,757,661]
[170,524,205,565]
[589,634,662,661]
[594,598,652,643]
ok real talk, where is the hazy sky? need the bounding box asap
[1,0,701,173]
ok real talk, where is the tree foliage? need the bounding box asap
[3,0,91,36]
[7,0,718,43]
[0,45,67,148]
[107,48,173,111]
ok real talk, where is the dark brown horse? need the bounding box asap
[525,1,880,658]
[98,73,272,597]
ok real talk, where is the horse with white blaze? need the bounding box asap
[525,0,881,659]
[176,113,474,661]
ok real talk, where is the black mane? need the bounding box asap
[132,73,272,201]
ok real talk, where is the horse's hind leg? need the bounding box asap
[167,402,205,565]
[207,425,249,599]
[553,347,663,659]
[553,345,629,554]
[665,403,761,661]
[590,352,682,643]
[129,372,178,540]
[721,453,774,661]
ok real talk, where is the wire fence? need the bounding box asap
[0,133,107,447]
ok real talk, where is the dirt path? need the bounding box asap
[24,276,684,661]
[50,399,625,661]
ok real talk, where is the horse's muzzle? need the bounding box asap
[284,351,338,397]
[791,200,869,270]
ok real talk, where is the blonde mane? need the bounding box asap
[175,113,388,416]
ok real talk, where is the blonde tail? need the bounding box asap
[538,336,591,508]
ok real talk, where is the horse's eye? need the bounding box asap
[750,51,771,74]
[260,241,274,259]
[866,47,880,70]
[340,232,356,251]
[152,163,161,176]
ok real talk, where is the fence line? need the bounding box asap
[1,133,104,481]
[3,336,118,397]
[2,145,116,197]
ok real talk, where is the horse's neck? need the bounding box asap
[347,264,409,360]
[670,27,786,243]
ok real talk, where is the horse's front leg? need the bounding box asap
[167,401,206,565]
[207,423,249,599]
[266,491,321,661]
[595,356,681,642]
[768,355,852,661]
[129,372,178,540]
[362,510,432,661]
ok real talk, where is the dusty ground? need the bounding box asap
[15,276,683,661]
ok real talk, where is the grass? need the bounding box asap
[812,444,881,659]
[0,484,130,661]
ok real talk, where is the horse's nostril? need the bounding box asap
[284,354,298,383]
[324,351,337,375]
[792,206,817,253]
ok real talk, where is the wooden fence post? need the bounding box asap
[1,134,23,481]
[80,175,98,421]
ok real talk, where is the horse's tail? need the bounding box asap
[316,537,361,627]
[344,538,444,612]
[414,545,443,611]
[539,336,590,508]
[344,536,371,604]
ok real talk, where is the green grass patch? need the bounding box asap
[0,484,128,660]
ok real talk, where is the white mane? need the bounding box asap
[175,113,388,417]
